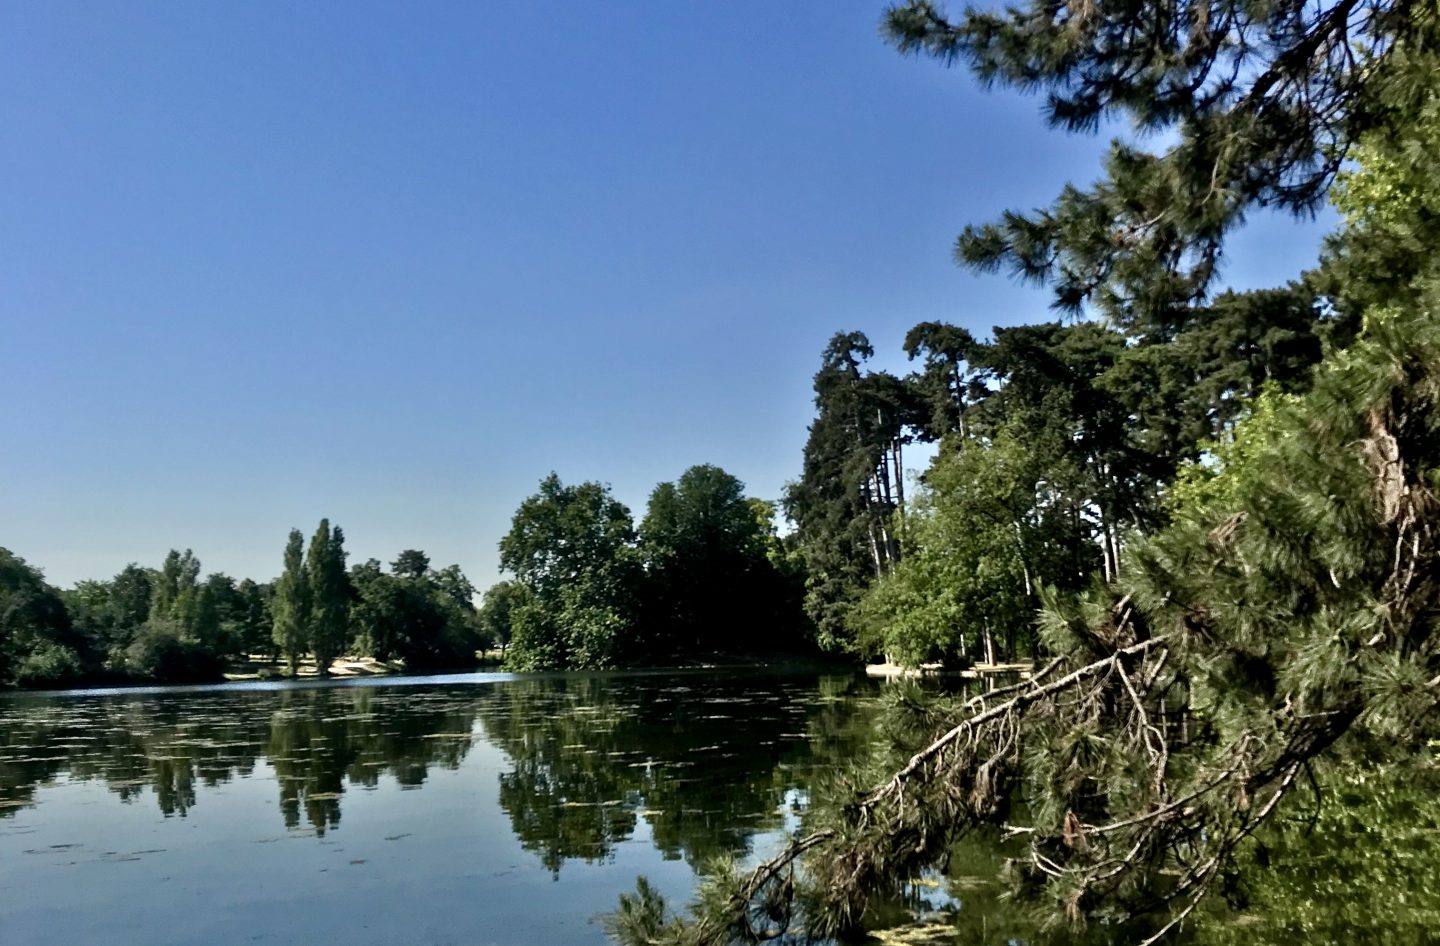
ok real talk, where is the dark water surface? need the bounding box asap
[0,671,878,946]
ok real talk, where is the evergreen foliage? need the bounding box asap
[786,332,913,650]
[606,294,1440,945]
[884,0,1434,324]
[602,6,1440,944]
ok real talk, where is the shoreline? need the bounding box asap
[864,661,1033,679]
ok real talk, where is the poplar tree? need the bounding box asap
[271,529,309,675]
[171,555,201,639]
[150,549,181,620]
[306,520,349,676]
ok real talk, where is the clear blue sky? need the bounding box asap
[1,1,1333,590]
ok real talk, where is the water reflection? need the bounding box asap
[476,675,872,873]
[0,673,876,865]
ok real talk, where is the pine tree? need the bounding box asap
[608,291,1440,946]
[884,0,1434,327]
[271,529,309,675]
[603,10,1440,945]
[785,332,915,651]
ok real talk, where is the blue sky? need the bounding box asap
[1,1,1334,589]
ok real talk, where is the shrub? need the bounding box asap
[124,622,224,684]
[12,642,86,688]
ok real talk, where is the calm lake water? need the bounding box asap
[0,671,882,946]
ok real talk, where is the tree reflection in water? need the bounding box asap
[0,673,877,864]
[476,674,876,874]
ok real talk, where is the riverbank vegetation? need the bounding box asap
[488,465,807,671]
[0,532,492,688]
[602,0,1440,943]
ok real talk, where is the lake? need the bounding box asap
[0,670,883,946]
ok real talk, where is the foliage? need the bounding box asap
[1165,383,1301,515]
[350,555,481,670]
[884,0,1432,324]
[5,550,255,688]
[391,549,430,579]
[499,474,640,670]
[2,527,484,687]
[1195,755,1440,945]
[478,581,526,656]
[854,434,1036,666]
[639,464,798,657]
[1320,43,1440,318]
[12,641,87,689]
[496,466,810,670]
[0,548,93,688]
[123,620,225,684]
[305,519,350,676]
[272,528,310,675]
[608,296,1440,945]
[233,578,274,658]
[606,31,1440,929]
[785,332,913,650]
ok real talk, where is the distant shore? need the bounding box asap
[864,661,1033,679]
[221,651,506,682]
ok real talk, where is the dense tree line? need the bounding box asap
[3,463,809,685]
[788,284,1338,667]
[0,522,487,688]
[488,465,808,671]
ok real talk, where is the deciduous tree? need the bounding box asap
[272,529,310,675]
